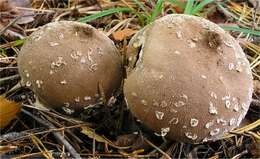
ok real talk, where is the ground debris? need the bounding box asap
[0,0,260,158]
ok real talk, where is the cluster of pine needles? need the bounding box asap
[0,0,260,158]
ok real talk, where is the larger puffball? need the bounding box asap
[124,14,253,143]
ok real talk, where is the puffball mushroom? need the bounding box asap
[18,21,123,113]
[124,14,253,143]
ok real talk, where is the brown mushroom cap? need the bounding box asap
[124,14,253,143]
[18,21,123,113]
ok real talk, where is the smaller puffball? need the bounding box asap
[18,21,123,112]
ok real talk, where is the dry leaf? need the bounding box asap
[112,28,136,41]
[0,0,34,24]
[0,96,21,129]
[80,126,129,150]
[11,0,34,24]
[0,0,12,11]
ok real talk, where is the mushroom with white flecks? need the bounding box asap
[124,14,253,143]
[18,21,123,113]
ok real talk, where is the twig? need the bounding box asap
[80,153,157,157]
[0,132,27,141]
[178,142,184,159]
[2,124,86,144]
[231,150,248,159]
[4,82,22,96]
[160,143,178,159]
[12,151,51,159]
[0,17,21,36]
[0,66,18,70]
[0,57,16,60]
[144,138,171,159]
[92,129,96,158]
[21,109,82,159]
[23,104,88,124]
[0,74,20,84]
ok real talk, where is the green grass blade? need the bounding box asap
[184,0,195,14]
[79,7,133,23]
[135,12,147,27]
[191,0,214,15]
[132,0,149,15]
[216,2,239,21]
[221,26,260,36]
[150,0,165,22]
[13,39,25,46]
